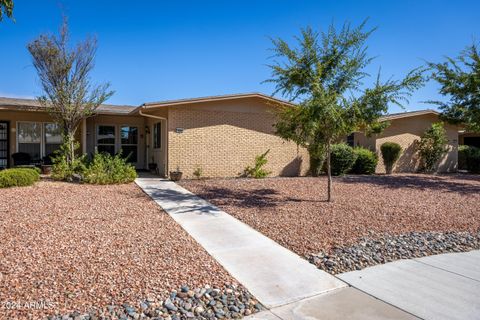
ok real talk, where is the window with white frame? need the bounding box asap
[97,125,116,156]
[44,123,62,157]
[17,122,42,160]
[120,126,138,163]
[17,122,62,161]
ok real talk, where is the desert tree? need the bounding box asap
[427,43,480,132]
[27,19,113,167]
[267,21,424,201]
[0,0,13,21]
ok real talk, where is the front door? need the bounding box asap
[0,121,9,169]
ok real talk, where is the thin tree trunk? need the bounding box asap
[326,142,333,202]
[66,131,75,164]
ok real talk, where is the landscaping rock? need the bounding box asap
[308,231,480,274]
[53,284,261,320]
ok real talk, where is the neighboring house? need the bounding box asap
[351,110,459,173]
[0,94,461,177]
[459,131,480,148]
[0,93,309,178]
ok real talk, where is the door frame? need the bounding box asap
[151,120,167,177]
[0,121,10,168]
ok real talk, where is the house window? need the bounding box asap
[97,125,116,156]
[120,126,138,163]
[44,123,62,157]
[153,122,161,149]
[17,122,42,160]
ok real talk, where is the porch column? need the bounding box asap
[81,118,87,154]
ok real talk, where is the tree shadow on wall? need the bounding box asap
[280,156,303,177]
[395,140,420,173]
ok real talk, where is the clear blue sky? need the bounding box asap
[0,0,478,112]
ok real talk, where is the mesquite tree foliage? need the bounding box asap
[427,43,480,133]
[0,0,13,21]
[267,21,424,201]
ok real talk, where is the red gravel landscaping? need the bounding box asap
[180,174,480,257]
[0,181,235,319]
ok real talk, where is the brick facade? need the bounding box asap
[165,99,309,178]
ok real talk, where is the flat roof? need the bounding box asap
[0,97,137,115]
[0,96,440,120]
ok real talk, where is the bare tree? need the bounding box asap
[27,19,114,165]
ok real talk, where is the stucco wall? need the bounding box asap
[355,114,458,173]
[165,98,309,178]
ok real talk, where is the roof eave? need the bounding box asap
[380,110,440,121]
[143,93,295,109]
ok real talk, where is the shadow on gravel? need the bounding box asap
[340,174,480,195]
[145,187,224,216]
[192,186,328,208]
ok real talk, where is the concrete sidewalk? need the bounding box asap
[339,250,480,320]
[135,176,347,308]
[245,286,417,320]
[135,176,438,319]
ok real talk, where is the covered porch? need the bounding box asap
[0,97,170,175]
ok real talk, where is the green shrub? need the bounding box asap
[308,145,325,177]
[329,144,357,176]
[380,142,402,174]
[51,141,87,181]
[0,168,40,188]
[418,122,449,173]
[458,145,470,170]
[243,149,271,178]
[83,152,138,184]
[462,146,480,173]
[193,166,203,179]
[350,147,378,174]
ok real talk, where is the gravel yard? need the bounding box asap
[0,181,259,319]
[180,174,480,272]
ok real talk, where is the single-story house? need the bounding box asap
[0,93,463,177]
[0,93,309,178]
[351,110,459,173]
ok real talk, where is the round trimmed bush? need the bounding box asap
[380,142,402,174]
[351,147,378,174]
[329,144,357,176]
[0,168,40,188]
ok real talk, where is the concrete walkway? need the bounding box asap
[135,176,347,308]
[339,250,480,320]
[136,176,478,319]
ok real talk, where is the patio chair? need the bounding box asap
[11,152,32,166]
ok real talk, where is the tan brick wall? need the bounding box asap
[166,98,309,178]
[355,114,458,173]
